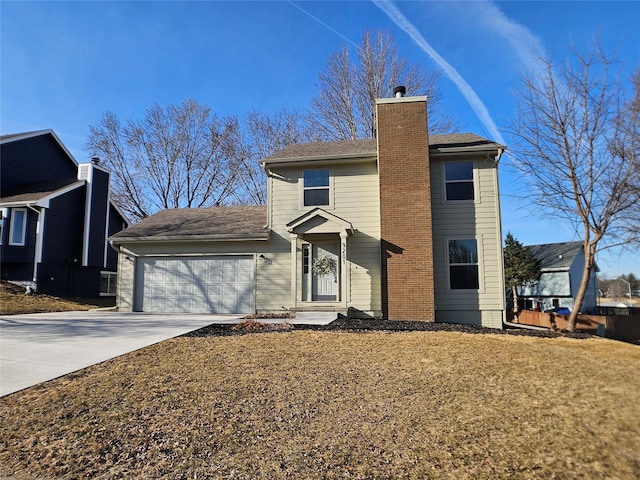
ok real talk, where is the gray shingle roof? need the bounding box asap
[111,205,268,241]
[0,178,82,204]
[527,241,584,270]
[262,133,504,163]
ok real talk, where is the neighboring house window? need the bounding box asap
[444,161,474,201]
[303,169,330,206]
[448,239,479,289]
[9,208,27,246]
[100,271,117,296]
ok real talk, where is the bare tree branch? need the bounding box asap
[310,30,458,140]
[508,45,639,330]
[86,99,244,221]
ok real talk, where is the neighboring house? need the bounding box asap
[111,93,507,328]
[0,130,129,298]
[517,241,599,314]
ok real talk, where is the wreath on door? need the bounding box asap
[311,256,337,276]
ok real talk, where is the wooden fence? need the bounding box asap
[514,310,640,342]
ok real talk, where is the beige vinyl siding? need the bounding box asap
[431,155,505,327]
[116,247,135,312]
[269,159,381,314]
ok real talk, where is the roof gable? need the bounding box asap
[527,241,584,270]
[0,129,78,165]
[286,208,355,235]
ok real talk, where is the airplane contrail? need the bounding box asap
[287,1,360,49]
[373,0,507,145]
[472,0,548,78]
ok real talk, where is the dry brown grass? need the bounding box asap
[1,330,639,479]
[0,281,113,315]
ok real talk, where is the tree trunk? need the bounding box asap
[567,242,597,332]
[512,285,520,320]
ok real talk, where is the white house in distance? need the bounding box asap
[517,241,599,314]
[110,90,507,328]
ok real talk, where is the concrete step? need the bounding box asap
[293,311,340,324]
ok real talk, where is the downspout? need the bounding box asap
[27,205,45,288]
[260,162,272,230]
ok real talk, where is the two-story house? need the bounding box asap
[0,130,129,298]
[110,93,506,327]
[516,241,600,314]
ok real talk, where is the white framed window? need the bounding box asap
[302,169,331,207]
[447,238,480,290]
[444,161,475,201]
[9,208,27,246]
[100,271,117,296]
[0,208,6,245]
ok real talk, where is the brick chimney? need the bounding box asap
[376,91,435,321]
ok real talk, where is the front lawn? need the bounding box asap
[1,329,639,479]
[0,280,114,315]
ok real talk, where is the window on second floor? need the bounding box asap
[444,161,474,201]
[303,169,330,207]
[448,238,479,290]
[9,208,27,246]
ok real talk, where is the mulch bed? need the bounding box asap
[184,317,593,339]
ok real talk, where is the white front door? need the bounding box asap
[308,243,338,301]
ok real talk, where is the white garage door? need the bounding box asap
[137,256,254,313]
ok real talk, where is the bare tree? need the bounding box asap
[615,68,640,245]
[231,108,318,205]
[508,46,640,331]
[310,30,458,140]
[86,99,243,221]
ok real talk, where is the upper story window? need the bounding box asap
[448,238,479,290]
[303,169,330,206]
[444,161,474,201]
[9,208,27,246]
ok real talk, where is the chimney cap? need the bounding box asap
[393,86,406,98]
[91,156,100,164]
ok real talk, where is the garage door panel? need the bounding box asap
[139,256,254,314]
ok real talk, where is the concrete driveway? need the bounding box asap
[0,311,242,397]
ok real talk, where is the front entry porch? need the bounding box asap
[286,208,355,311]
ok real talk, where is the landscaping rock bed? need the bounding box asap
[183,317,593,339]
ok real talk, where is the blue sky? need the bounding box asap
[2,0,639,277]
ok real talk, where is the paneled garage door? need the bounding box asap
[136,256,254,313]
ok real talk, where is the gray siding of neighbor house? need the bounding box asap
[0,208,38,281]
[430,154,505,329]
[38,188,90,297]
[520,247,599,314]
[106,204,127,271]
[86,168,110,267]
[0,135,77,192]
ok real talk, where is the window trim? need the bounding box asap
[0,207,6,245]
[445,237,484,292]
[300,168,333,209]
[443,160,477,203]
[9,208,27,246]
[100,271,118,297]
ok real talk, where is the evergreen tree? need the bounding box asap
[504,233,542,319]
